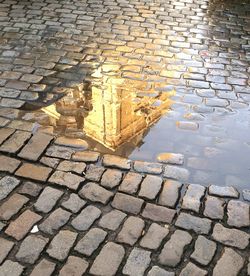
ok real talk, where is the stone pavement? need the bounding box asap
[0,128,249,275]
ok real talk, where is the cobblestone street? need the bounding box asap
[0,0,250,275]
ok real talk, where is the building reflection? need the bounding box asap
[42,66,175,152]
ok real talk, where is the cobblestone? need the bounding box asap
[0,260,24,276]
[148,266,175,276]
[119,172,143,194]
[180,262,207,276]
[164,165,190,182]
[98,209,127,230]
[61,193,86,213]
[101,169,123,189]
[209,185,239,198]
[72,151,100,162]
[57,160,86,174]
[0,155,21,173]
[204,196,225,220]
[0,238,14,265]
[181,184,205,213]
[18,182,42,197]
[30,259,56,276]
[142,203,176,223]
[59,256,88,276]
[227,200,250,227]
[103,154,131,170]
[85,165,105,182]
[158,179,182,208]
[134,161,162,174]
[139,175,162,200]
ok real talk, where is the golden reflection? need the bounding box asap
[42,64,175,151]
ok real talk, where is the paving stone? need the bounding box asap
[75,228,107,256]
[16,235,49,264]
[49,170,85,190]
[209,185,239,198]
[0,260,24,276]
[119,172,143,194]
[212,223,249,249]
[40,157,60,168]
[243,189,250,202]
[57,160,86,174]
[175,212,212,234]
[71,205,101,231]
[227,200,250,227]
[140,223,169,250]
[101,169,123,189]
[85,165,105,182]
[117,216,145,245]
[142,203,176,223]
[5,210,42,240]
[30,259,56,276]
[34,187,63,213]
[134,160,162,174]
[123,248,151,276]
[61,193,86,213]
[0,176,20,202]
[148,266,175,276]
[204,196,225,220]
[0,155,21,173]
[111,192,144,214]
[191,236,217,265]
[213,248,244,276]
[15,163,52,182]
[157,152,184,165]
[55,137,88,149]
[0,128,15,145]
[90,242,125,276]
[179,262,207,276]
[47,230,78,261]
[0,130,31,153]
[18,133,53,161]
[46,145,75,160]
[0,238,14,264]
[158,179,182,208]
[79,182,113,204]
[59,256,89,276]
[164,165,190,182]
[39,208,71,235]
[19,181,42,197]
[98,209,127,230]
[0,193,29,220]
[159,230,192,267]
[103,154,131,170]
[72,151,100,162]
[182,184,205,212]
[139,175,162,200]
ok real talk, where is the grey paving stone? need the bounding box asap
[0,193,29,220]
[46,145,75,160]
[40,157,60,168]
[0,176,20,201]
[179,262,207,276]
[157,152,184,165]
[18,132,53,161]
[57,160,86,174]
[39,208,71,235]
[163,165,190,182]
[34,187,63,213]
[191,236,217,265]
[147,266,175,276]
[213,248,244,276]
[212,223,249,249]
[85,164,105,182]
[0,238,14,265]
[59,256,89,276]
[119,172,143,194]
[111,192,144,214]
[117,216,145,245]
[90,242,125,275]
[61,193,86,213]
[98,209,127,230]
[134,160,162,174]
[209,185,239,198]
[175,212,212,234]
[79,182,113,204]
[75,228,107,256]
[227,200,250,227]
[204,196,225,220]
[49,170,85,191]
[140,223,169,250]
[0,260,24,276]
[159,230,192,267]
[138,175,162,200]
[54,137,88,149]
[103,154,131,170]
[18,181,42,197]
[158,179,182,208]
[123,248,151,276]
[243,189,250,202]
[16,235,49,264]
[71,205,101,231]
[142,203,176,223]
[0,155,21,173]
[0,128,15,145]
[47,230,78,261]
[72,151,100,162]
[30,259,56,276]
[101,169,123,189]
[181,184,205,212]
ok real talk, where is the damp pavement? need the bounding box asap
[0,0,250,275]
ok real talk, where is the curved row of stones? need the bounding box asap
[0,127,249,275]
